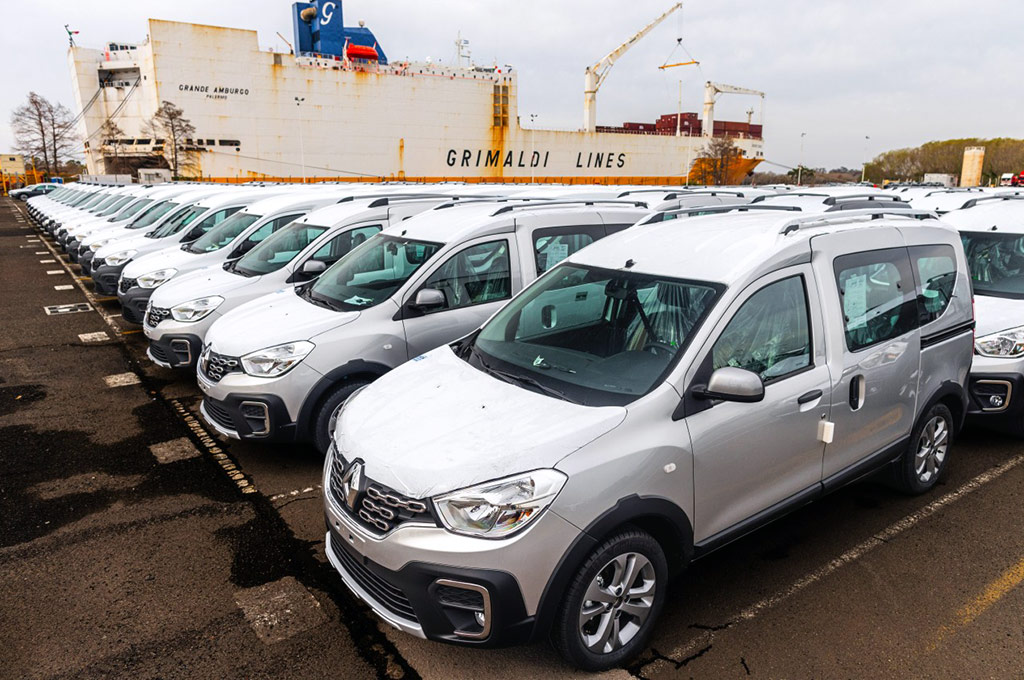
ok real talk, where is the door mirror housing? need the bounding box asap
[696,367,765,403]
[299,259,327,277]
[412,288,446,311]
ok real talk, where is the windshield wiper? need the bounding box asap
[474,350,578,404]
[298,284,343,311]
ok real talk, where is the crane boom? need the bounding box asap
[583,2,682,132]
[702,81,765,138]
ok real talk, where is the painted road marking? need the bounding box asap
[167,398,257,494]
[45,303,93,316]
[54,285,74,291]
[103,373,141,388]
[149,438,201,464]
[78,331,110,343]
[39,259,56,263]
[648,452,1024,671]
[34,251,46,255]
[46,270,64,275]
[932,555,1024,649]
[235,577,327,644]
[268,485,322,504]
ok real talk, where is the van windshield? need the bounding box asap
[469,264,723,406]
[961,231,1024,298]
[304,234,441,311]
[109,198,152,222]
[97,196,133,217]
[235,222,328,276]
[150,204,208,238]
[185,213,262,253]
[127,200,179,229]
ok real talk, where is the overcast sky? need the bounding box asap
[1,0,1020,172]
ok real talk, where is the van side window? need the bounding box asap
[311,224,381,266]
[833,248,918,352]
[712,275,811,381]
[421,240,511,311]
[910,245,956,324]
[533,226,604,274]
[246,213,304,245]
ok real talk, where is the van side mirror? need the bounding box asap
[295,259,327,281]
[411,288,446,311]
[694,367,764,403]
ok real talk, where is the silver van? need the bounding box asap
[323,209,974,670]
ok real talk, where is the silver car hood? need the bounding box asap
[974,294,1024,337]
[205,289,358,356]
[336,345,627,499]
[149,266,261,308]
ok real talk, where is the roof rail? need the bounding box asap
[822,193,904,205]
[661,204,801,218]
[490,199,648,215]
[432,197,551,211]
[751,191,829,202]
[779,209,938,235]
[961,194,1024,210]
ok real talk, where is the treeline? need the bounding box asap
[864,138,1024,184]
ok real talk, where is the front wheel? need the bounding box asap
[311,380,370,454]
[894,403,953,494]
[552,527,668,671]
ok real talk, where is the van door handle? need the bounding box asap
[849,375,866,410]
[797,389,823,405]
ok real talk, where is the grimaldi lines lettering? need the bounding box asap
[178,84,250,96]
[446,149,629,169]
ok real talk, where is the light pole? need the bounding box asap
[797,132,806,186]
[861,135,870,183]
[295,97,307,183]
[529,113,538,183]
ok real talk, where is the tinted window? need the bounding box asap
[533,226,601,274]
[960,232,1024,299]
[834,248,918,352]
[421,240,512,311]
[309,224,381,265]
[713,276,811,381]
[235,222,328,276]
[911,245,956,324]
[186,212,262,252]
[243,213,304,246]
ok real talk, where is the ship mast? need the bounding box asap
[583,2,682,132]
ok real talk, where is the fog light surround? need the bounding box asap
[433,579,491,640]
[239,401,270,435]
[974,379,1012,413]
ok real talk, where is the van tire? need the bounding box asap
[894,403,953,494]
[312,380,370,455]
[552,526,667,671]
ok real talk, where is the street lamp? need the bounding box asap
[797,132,806,186]
[861,135,871,184]
[295,97,307,184]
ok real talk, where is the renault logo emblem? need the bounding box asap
[340,460,364,510]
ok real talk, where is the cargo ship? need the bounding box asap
[67,1,765,184]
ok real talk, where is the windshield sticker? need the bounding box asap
[344,296,373,306]
[845,274,868,329]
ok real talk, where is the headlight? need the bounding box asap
[89,238,114,251]
[171,295,224,322]
[434,469,567,538]
[137,268,178,289]
[104,249,137,266]
[240,341,315,377]
[975,326,1024,358]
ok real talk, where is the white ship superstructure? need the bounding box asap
[68,3,764,183]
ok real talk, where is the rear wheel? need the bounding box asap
[311,380,370,454]
[894,403,953,494]
[552,527,667,671]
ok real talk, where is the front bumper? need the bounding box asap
[322,457,581,647]
[92,262,127,296]
[79,250,96,276]
[117,286,154,324]
[67,239,83,262]
[966,356,1024,436]
[147,332,204,369]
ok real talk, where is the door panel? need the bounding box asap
[688,267,831,542]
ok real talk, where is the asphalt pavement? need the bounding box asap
[2,196,1022,679]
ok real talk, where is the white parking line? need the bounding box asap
[103,373,141,388]
[46,270,64,275]
[34,251,46,255]
[39,259,56,264]
[78,331,110,343]
[657,452,1024,665]
[54,285,74,291]
[149,438,201,464]
[234,577,327,644]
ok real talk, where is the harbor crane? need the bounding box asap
[702,81,765,138]
[583,2,682,132]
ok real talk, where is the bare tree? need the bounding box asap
[699,136,741,185]
[145,101,197,179]
[99,118,126,174]
[11,93,52,173]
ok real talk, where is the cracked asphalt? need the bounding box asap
[3,196,1024,679]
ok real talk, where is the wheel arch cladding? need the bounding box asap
[296,359,392,437]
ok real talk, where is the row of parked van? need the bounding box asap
[24,180,1024,670]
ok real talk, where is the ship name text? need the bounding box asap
[446,149,628,169]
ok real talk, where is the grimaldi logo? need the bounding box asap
[447,148,628,170]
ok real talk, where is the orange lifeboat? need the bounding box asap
[347,44,379,61]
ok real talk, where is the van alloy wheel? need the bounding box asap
[914,415,949,484]
[578,552,656,654]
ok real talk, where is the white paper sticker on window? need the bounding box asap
[845,274,867,329]
[546,242,569,267]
